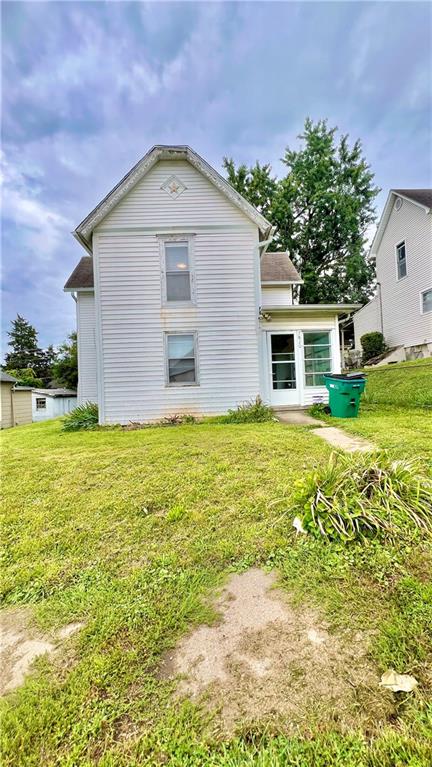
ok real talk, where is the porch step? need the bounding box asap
[274,409,325,427]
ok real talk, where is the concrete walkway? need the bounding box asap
[274,409,374,453]
[311,427,374,453]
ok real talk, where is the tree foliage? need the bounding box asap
[4,315,57,384]
[223,118,379,303]
[5,368,43,388]
[52,332,78,389]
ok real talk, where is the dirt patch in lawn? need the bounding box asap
[0,608,83,695]
[161,568,393,735]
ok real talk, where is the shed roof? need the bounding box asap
[1,371,18,383]
[64,257,94,291]
[33,388,77,398]
[261,252,302,283]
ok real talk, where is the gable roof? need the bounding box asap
[74,145,273,251]
[370,188,432,255]
[260,252,302,283]
[64,256,94,291]
[392,189,432,209]
[1,371,18,383]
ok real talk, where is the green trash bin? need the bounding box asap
[323,373,366,418]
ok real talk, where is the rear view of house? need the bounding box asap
[65,145,358,424]
[354,189,432,360]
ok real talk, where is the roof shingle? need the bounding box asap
[260,252,302,283]
[392,189,432,209]
[64,257,94,290]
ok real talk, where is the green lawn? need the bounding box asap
[362,357,432,409]
[1,415,431,766]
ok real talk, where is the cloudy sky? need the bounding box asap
[2,0,431,350]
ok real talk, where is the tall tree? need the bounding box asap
[3,315,58,384]
[51,332,78,389]
[4,315,41,371]
[224,119,379,303]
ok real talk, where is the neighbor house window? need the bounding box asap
[166,333,197,385]
[36,397,46,410]
[421,288,432,314]
[303,331,332,387]
[164,242,191,301]
[396,241,407,279]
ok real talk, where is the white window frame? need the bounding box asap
[36,397,47,410]
[395,240,408,281]
[302,330,333,388]
[420,286,432,314]
[164,331,199,387]
[159,234,196,306]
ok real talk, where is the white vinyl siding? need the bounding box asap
[375,198,432,348]
[353,295,381,350]
[100,160,252,230]
[93,159,261,423]
[261,286,293,308]
[76,292,98,404]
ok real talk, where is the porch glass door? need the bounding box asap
[269,333,299,405]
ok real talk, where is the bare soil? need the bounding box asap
[161,568,393,735]
[0,607,83,695]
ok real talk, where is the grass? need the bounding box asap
[1,415,432,765]
[362,357,432,408]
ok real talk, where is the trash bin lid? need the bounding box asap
[324,373,366,380]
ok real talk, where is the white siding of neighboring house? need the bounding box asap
[375,198,432,349]
[353,295,381,349]
[32,394,78,421]
[261,286,293,308]
[93,160,261,424]
[259,313,341,406]
[77,292,98,404]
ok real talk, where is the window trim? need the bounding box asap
[420,286,432,315]
[159,234,196,306]
[164,331,199,387]
[35,397,47,410]
[302,330,332,388]
[395,240,408,281]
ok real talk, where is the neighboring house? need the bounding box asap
[354,189,432,360]
[64,145,359,424]
[32,389,77,422]
[0,372,32,428]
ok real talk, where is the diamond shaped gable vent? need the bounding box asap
[161,175,186,200]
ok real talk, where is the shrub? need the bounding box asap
[216,396,275,424]
[360,331,386,364]
[290,452,432,542]
[62,402,99,431]
[308,403,330,418]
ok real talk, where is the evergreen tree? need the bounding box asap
[51,332,78,389]
[4,315,41,371]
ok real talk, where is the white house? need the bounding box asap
[354,189,432,360]
[32,389,77,422]
[64,145,359,425]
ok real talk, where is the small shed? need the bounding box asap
[1,372,33,428]
[32,388,77,421]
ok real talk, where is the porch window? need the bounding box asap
[164,242,191,301]
[396,241,407,280]
[303,331,332,387]
[166,333,197,385]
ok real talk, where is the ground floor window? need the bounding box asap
[36,397,46,410]
[166,333,197,385]
[303,331,332,386]
[421,288,432,314]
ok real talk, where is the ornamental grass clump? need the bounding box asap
[62,402,99,431]
[221,396,275,424]
[291,452,432,542]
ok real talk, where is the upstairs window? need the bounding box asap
[421,288,432,314]
[36,397,46,410]
[166,333,197,385]
[396,241,407,280]
[164,242,191,302]
[303,331,332,387]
